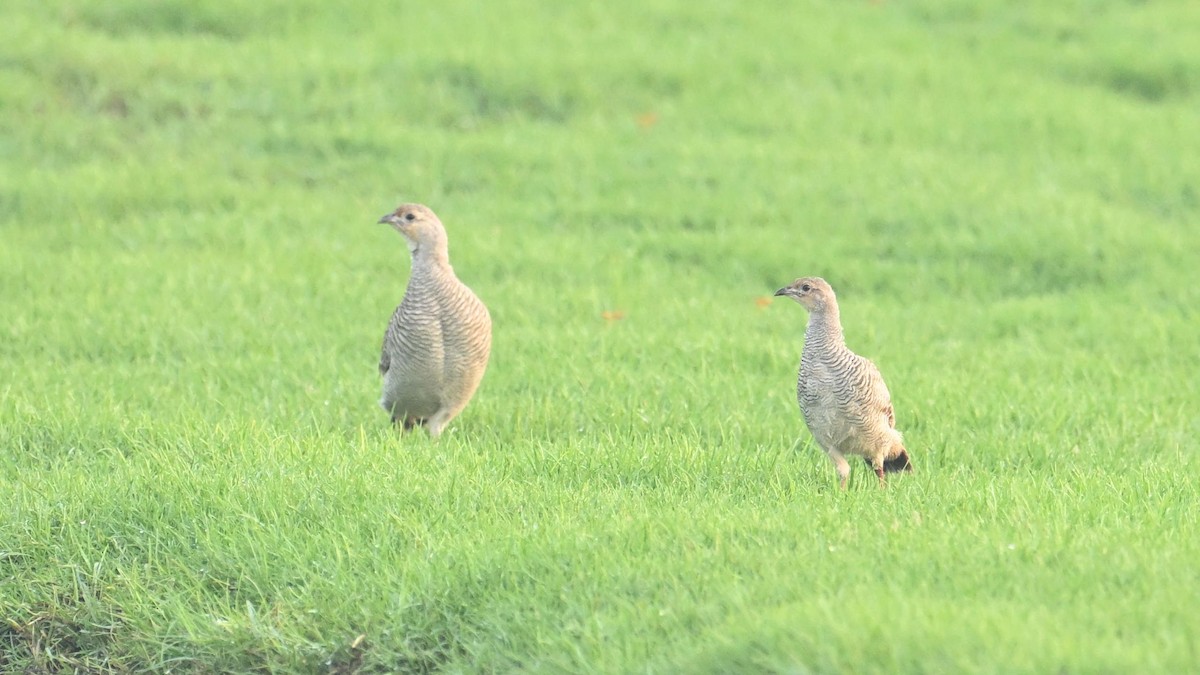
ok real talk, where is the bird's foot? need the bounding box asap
[395,416,427,432]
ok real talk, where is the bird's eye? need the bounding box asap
[801,284,811,292]
[404,212,416,222]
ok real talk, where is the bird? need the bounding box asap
[775,277,912,488]
[377,203,492,438]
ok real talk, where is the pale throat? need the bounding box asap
[407,238,450,266]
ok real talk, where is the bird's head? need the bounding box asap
[774,276,835,312]
[378,203,447,256]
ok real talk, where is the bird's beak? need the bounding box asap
[774,287,791,297]
[378,213,396,225]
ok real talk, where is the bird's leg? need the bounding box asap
[426,399,472,439]
[829,451,851,490]
[395,416,425,432]
[425,409,453,439]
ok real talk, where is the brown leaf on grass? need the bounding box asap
[755,296,774,308]
[636,112,659,129]
[602,310,626,322]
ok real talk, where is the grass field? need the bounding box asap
[3,0,1199,672]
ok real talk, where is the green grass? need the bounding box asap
[3,0,1199,672]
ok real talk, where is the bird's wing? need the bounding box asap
[378,345,390,376]
[860,355,896,427]
[379,305,405,377]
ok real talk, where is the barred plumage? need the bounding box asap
[378,204,491,437]
[776,277,912,488]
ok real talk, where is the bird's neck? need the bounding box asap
[410,243,451,271]
[805,308,845,348]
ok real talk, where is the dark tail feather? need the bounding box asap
[882,448,913,473]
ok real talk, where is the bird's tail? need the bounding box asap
[883,442,913,473]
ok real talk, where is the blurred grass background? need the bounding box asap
[2,0,1198,672]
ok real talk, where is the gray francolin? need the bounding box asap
[377,204,492,437]
[775,277,912,488]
